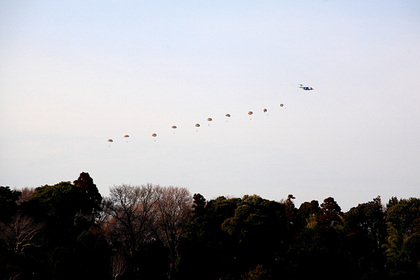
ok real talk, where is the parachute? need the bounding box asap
[105,91,299,143]
[151,133,157,142]
[263,108,268,116]
[248,111,253,120]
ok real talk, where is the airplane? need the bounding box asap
[299,84,314,91]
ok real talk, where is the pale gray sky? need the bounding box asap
[1,0,419,211]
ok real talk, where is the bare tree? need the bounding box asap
[0,214,43,280]
[104,184,157,273]
[110,250,127,280]
[104,184,193,278]
[0,214,44,254]
[16,187,35,205]
[154,186,193,278]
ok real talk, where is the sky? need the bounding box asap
[1,0,419,211]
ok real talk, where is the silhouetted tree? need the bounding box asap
[0,214,44,254]
[176,196,241,280]
[342,196,387,278]
[110,250,127,280]
[285,194,298,233]
[221,195,288,278]
[16,187,35,205]
[0,186,20,223]
[23,176,109,280]
[30,181,86,240]
[73,172,102,214]
[104,184,158,278]
[298,200,319,228]
[0,214,45,280]
[192,193,206,212]
[383,197,420,278]
[2,174,419,280]
[387,196,399,209]
[154,186,192,279]
[319,197,343,229]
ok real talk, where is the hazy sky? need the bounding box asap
[1,0,419,211]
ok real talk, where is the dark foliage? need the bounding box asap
[0,186,21,223]
[1,177,419,280]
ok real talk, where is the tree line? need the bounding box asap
[1,172,419,280]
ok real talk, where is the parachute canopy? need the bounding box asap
[106,98,292,142]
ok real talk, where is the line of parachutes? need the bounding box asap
[107,103,285,144]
